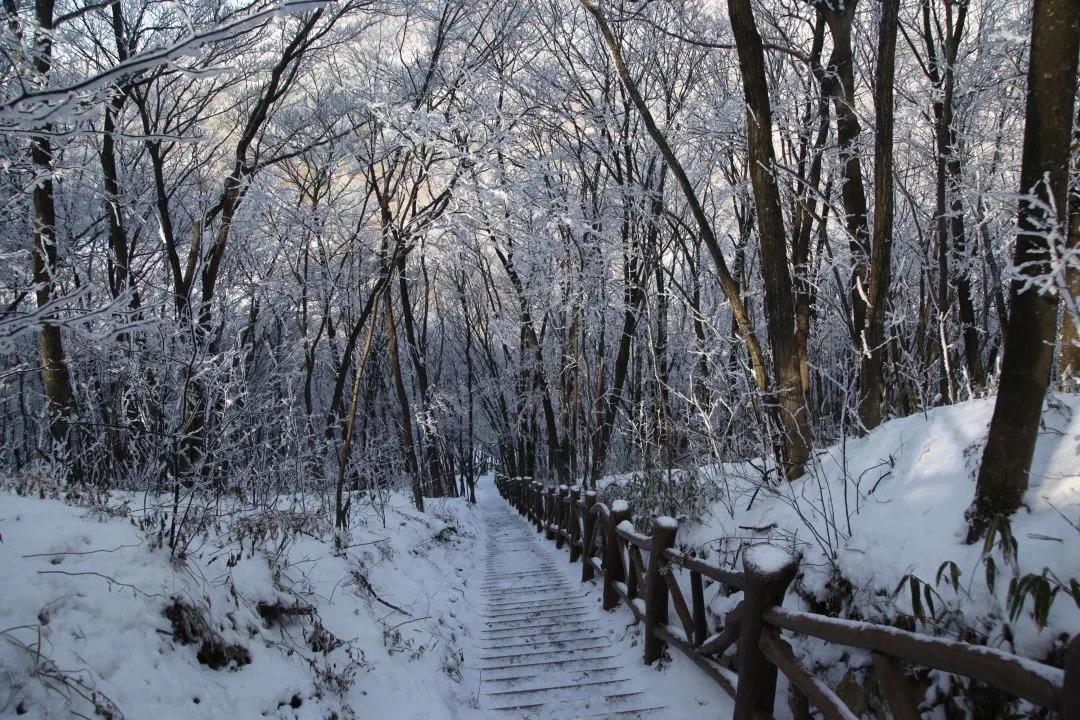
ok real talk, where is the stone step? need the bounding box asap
[477,645,616,668]
[478,490,666,720]
[481,620,594,638]
[480,627,603,648]
[481,665,625,689]
[479,635,610,657]
[484,610,592,628]
[476,652,623,678]
[487,689,651,714]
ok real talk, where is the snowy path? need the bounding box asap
[466,483,736,719]
[472,490,664,719]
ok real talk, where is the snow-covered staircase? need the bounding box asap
[473,495,664,719]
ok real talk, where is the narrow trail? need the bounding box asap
[470,486,665,719]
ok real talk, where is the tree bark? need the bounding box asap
[385,287,424,512]
[821,2,871,352]
[396,252,446,496]
[859,0,900,429]
[30,0,75,445]
[725,0,813,479]
[335,294,381,528]
[792,13,830,399]
[968,0,1079,540]
[100,1,135,307]
[920,0,984,393]
[1059,109,1080,390]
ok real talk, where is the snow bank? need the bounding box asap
[0,490,485,719]
[679,395,1080,665]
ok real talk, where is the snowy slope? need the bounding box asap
[668,395,1079,665]
[0,490,487,719]
[2,396,1076,719]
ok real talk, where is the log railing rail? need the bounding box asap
[492,473,1079,719]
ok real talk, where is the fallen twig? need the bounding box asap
[352,571,411,616]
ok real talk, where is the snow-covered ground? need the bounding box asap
[0,489,486,719]
[0,477,737,720]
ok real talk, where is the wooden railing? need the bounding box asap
[493,474,1080,719]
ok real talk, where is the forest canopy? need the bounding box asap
[1,0,1077,541]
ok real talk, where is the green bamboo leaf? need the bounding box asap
[981,521,998,558]
[910,576,924,622]
[1033,582,1050,629]
[1009,576,1030,622]
[1007,576,1021,619]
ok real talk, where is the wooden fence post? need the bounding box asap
[732,544,798,720]
[1063,634,1080,718]
[545,486,556,540]
[555,485,569,549]
[603,501,631,610]
[644,516,678,664]
[563,485,574,542]
[532,481,543,532]
[691,570,708,645]
[581,491,597,581]
[569,486,582,562]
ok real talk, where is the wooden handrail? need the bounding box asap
[662,547,744,589]
[492,475,1076,719]
[764,606,1064,709]
[760,630,858,720]
[614,520,653,551]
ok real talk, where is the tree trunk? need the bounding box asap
[31,135,75,445]
[335,298,381,528]
[859,0,900,429]
[1059,110,1080,390]
[385,289,424,511]
[459,271,478,504]
[792,13,830,400]
[583,0,811,478]
[494,245,570,484]
[821,2,870,352]
[726,0,813,479]
[30,0,75,446]
[967,0,1078,540]
[100,0,134,307]
[396,252,446,496]
[921,0,984,393]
